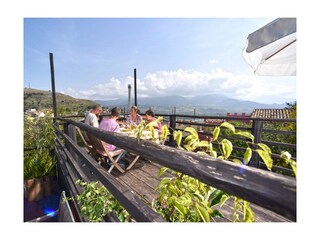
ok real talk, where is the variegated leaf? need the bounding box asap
[257,143,272,154]
[234,131,254,142]
[220,122,235,133]
[212,126,220,141]
[255,149,273,170]
[243,147,252,165]
[221,139,233,159]
[184,127,199,137]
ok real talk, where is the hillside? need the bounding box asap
[24,88,98,113]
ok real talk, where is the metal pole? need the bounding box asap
[134,68,137,106]
[49,53,57,120]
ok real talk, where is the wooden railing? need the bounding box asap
[60,113,296,173]
[162,114,296,174]
[53,117,296,222]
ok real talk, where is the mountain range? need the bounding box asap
[95,94,291,115]
[24,88,293,116]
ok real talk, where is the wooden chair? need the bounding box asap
[75,126,140,173]
[75,126,92,153]
[86,133,140,174]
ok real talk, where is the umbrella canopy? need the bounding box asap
[243,18,296,76]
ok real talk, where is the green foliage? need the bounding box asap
[280,151,297,176]
[152,169,216,222]
[232,197,254,222]
[255,143,273,170]
[173,130,183,149]
[133,117,169,144]
[24,112,55,148]
[74,180,132,222]
[153,122,259,222]
[24,111,56,180]
[243,147,252,165]
[24,148,56,179]
[221,139,233,159]
[260,102,296,160]
[154,120,296,222]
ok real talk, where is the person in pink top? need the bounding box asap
[99,107,122,152]
[145,109,162,133]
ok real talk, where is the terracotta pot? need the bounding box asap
[24,180,27,198]
[26,178,44,201]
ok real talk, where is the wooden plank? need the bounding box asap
[249,203,290,222]
[114,170,158,203]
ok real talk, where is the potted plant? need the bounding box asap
[24,110,56,201]
[24,148,56,201]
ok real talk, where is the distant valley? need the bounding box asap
[95,94,292,115]
[24,88,293,116]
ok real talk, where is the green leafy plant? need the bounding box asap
[24,111,56,180]
[152,169,222,222]
[154,121,295,222]
[24,148,56,179]
[74,180,133,222]
[133,116,169,143]
[24,111,55,148]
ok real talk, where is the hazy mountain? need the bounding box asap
[95,94,290,114]
[23,88,292,115]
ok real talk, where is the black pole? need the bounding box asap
[49,53,57,120]
[134,68,137,107]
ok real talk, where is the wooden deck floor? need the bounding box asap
[111,157,291,222]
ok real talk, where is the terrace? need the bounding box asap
[24,111,296,222]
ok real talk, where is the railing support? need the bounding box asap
[169,115,177,147]
[250,119,263,168]
[49,53,57,120]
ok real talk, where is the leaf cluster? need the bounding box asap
[154,121,296,222]
[153,169,218,222]
[24,148,56,179]
[24,111,57,179]
[74,180,132,222]
[133,117,170,144]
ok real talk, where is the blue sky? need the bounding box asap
[24,18,296,104]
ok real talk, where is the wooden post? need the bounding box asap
[250,119,263,168]
[49,53,57,121]
[169,115,176,147]
[68,124,77,160]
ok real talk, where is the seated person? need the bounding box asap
[84,104,102,127]
[116,116,126,128]
[99,107,122,152]
[126,106,142,126]
[145,109,162,133]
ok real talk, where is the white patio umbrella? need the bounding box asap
[242,18,296,76]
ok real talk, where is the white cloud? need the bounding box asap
[65,67,296,104]
[209,58,218,64]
